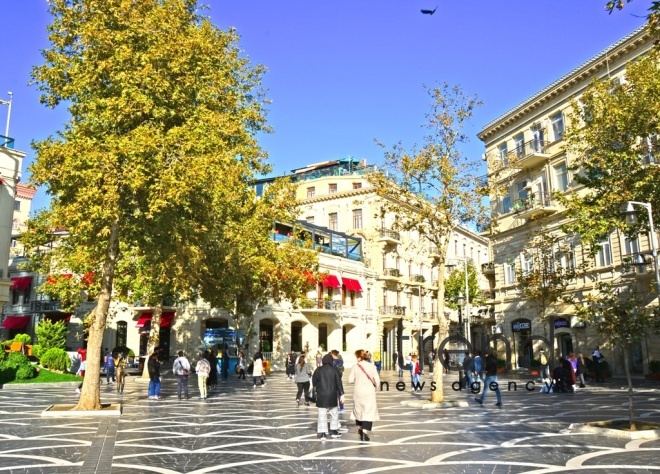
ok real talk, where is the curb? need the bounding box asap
[569,422,660,439]
[41,403,122,417]
[400,399,469,409]
[0,382,80,390]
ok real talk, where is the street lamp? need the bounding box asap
[622,201,660,299]
[448,258,471,345]
[417,284,425,372]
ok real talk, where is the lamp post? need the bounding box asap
[448,258,471,345]
[623,201,660,299]
[418,284,425,372]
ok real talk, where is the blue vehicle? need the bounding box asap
[202,328,243,375]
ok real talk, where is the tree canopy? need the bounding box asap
[26,0,276,410]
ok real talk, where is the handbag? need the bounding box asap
[306,386,317,403]
[357,362,377,389]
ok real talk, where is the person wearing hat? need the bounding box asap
[312,353,345,441]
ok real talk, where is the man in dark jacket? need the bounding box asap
[147,352,161,400]
[312,353,345,441]
[474,352,502,407]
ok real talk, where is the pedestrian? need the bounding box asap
[348,349,380,442]
[286,350,296,380]
[195,353,211,400]
[104,349,116,384]
[75,350,86,395]
[315,349,323,368]
[115,353,126,395]
[236,352,247,380]
[474,352,502,407]
[312,353,345,441]
[173,351,191,400]
[539,348,549,381]
[294,354,313,406]
[561,356,576,392]
[473,350,483,382]
[410,354,421,390]
[404,353,412,372]
[397,352,404,378]
[147,352,161,400]
[252,352,266,388]
[221,349,229,380]
[576,352,588,388]
[331,349,345,412]
[592,346,605,382]
[443,349,450,373]
[463,352,474,389]
[206,349,218,390]
[568,352,578,390]
[427,351,435,374]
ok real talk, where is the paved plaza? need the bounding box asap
[0,369,659,473]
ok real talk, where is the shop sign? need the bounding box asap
[512,320,531,332]
[554,318,570,329]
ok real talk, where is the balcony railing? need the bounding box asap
[410,274,426,283]
[383,268,401,278]
[507,139,550,167]
[379,229,401,242]
[481,262,495,274]
[511,192,557,218]
[0,135,15,149]
[299,299,342,310]
[379,305,406,316]
[31,300,62,312]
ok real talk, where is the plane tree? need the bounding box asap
[27,0,272,410]
[368,84,485,403]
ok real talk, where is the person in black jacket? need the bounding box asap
[147,352,161,400]
[474,352,502,407]
[312,353,345,441]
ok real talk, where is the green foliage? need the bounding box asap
[15,364,37,380]
[561,50,660,248]
[127,349,135,358]
[36,319,68,351]
[6,368,81,384]
[31,344,45,359]
[444,262,482,309]
[40,348,71,372]
[13,334,32,345]
[5,352,29,369]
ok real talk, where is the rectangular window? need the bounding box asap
[554,163,568,191]
[329,183,337,194]
[522,253,534,274]
[13,200,20,211]
[551,112,564,141]
[517,181,529,200]
[504,262,516,285]
[352,182,362,189]
[502,195,511,214]
[596,237,613,267]
[498,142,508,164]
[307,187,315,198]
[514,133,525,157]
[352,209,362,229]
[624,235,640,256]
[12,289,19,305]
[23,285,31,304]
[329,213,338,231]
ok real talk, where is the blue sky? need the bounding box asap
[0,1,650,212]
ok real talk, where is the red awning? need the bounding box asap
[322,275,341,288]
[44,314,71,324]
[0,316,31,329]
[342,277,363,292]
[135,311,175,329]
[11,276,33,291]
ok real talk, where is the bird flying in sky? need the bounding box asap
[421,6,438,15]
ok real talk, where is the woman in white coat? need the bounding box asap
[252,352,266,388]
[348,349,380,441]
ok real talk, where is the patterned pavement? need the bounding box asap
[0,369,659,473]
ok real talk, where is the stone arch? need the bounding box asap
[437,334,473,371]
[487,334,512,370]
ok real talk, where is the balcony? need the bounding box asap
[507,139,551,169]
[299,298,343,311]
[512,192,558,219]
[621,253,656,278]
[410,274,426,283]
[379,306,406,316]
[379,229,401,244]
[481,262,495,275]
[0,135,15,149]
[380,268,401,281]
[31,300,62,312]
[481,289,496,301]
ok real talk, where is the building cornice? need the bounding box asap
[16,183,37,200]
[478,26,651,142]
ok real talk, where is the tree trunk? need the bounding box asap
[141,301,163,378]
[75,219,120,410]
[430,265,448,403]
[622,343,636,430]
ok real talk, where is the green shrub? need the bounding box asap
[35,319,67,351]
[15,364,36,380]
[13,334,32,345]
[40,348,71,372]
[31,344,45,359]
[128,349,135,358]
[5,352,29,369]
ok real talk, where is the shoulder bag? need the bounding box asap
[357,363,377,388]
